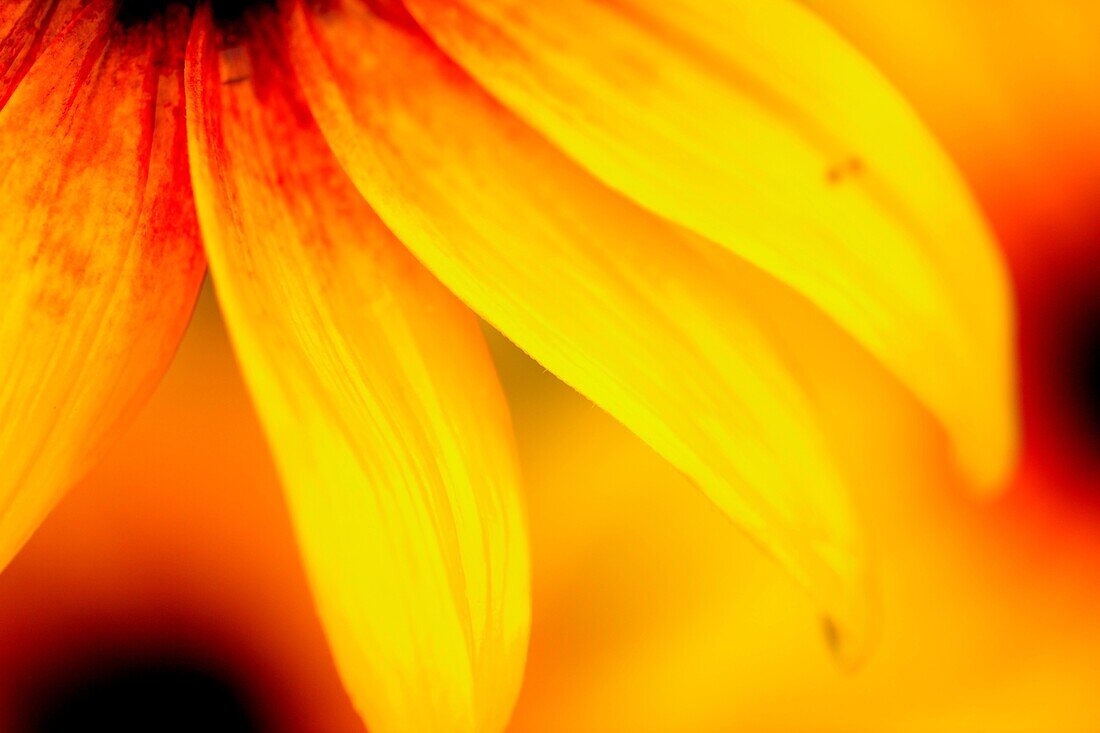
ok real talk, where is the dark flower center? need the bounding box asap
[114,0,276,27]
[22,655,264,733]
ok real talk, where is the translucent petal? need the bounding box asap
[184,13,529,732]
[0,1,204,569]
[406,0,1018,489]
[287,0,870,657]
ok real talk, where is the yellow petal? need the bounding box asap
[287,0,870,657]
[184,12,529,733]
[0,1,205,569]
[405,0,1019,490]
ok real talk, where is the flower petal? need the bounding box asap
[0,1,205,569]
[404,0,1019,490]
[184,12,529,733]
[287,1,870,658]
[0,0,84,108]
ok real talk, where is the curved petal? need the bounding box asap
[184,12,529,733]
[0,0,205,570]
[404,0,1018,490]
[287,0,871,658]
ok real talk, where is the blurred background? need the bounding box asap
[2,2,1099,731]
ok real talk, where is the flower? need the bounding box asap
[0,1,1018,732]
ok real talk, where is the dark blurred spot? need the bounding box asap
[114,0,276,28]
[1065,299,1100,445]
[1014,216,1100,493]
[24,656,264,733]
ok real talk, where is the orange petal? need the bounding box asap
[287,0,871,658]
[184,11,529,733]
[0,1,205,569]
[0,0,85,108]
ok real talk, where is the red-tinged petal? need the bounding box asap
[0,0,205,569]
[0,0,85,108]
[286,0,871,659]
[184,11,529,733]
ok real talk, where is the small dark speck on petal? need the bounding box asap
[826,156,865,186]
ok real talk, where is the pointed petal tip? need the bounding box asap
[822,613,870,672]
[952,241,1022,497]
[818,551,878,670]
[804,540,876,670]
[943,313,1020,496]
[957,402,1021,498]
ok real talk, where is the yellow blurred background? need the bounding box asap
[2,2,1100,731]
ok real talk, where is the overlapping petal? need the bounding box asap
[405,0,1018,490]
[184,12,529,733]
[0,0,84,107]
[0,0,205,569]
[286,0,870,657]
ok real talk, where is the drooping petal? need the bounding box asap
[0,0,85,108]
[287,0,870,658]
[404,0,1019,491]
[0,0,205,569]
[184,12,529,733]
